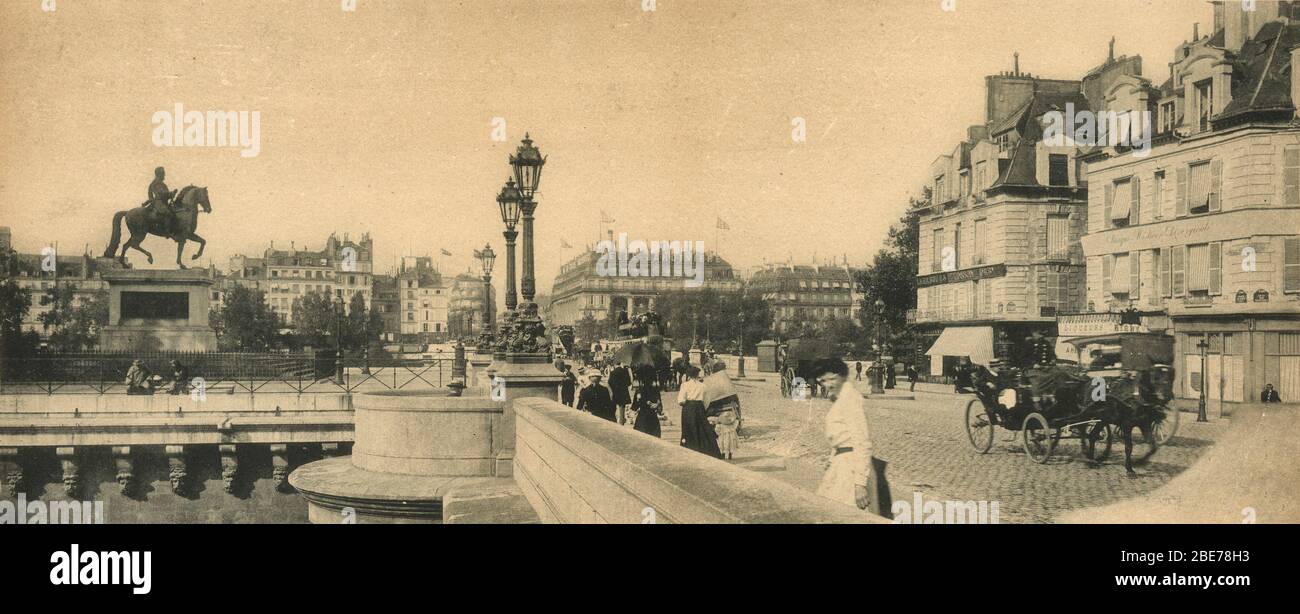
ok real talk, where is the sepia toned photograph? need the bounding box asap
[1,0,1296,573]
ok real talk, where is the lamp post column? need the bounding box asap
[503,230,518,312]
[1197,338,1209,422]
[483,274,494,334]
[520,199,537,305]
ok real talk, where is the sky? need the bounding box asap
[0,0,1207,294]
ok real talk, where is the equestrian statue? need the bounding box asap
[103,167,212,268]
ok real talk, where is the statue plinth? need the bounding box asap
[486,352,563,478]
[98,269,217,352]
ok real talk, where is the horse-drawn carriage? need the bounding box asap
[778,337,835,399]
[962,332,1178,475]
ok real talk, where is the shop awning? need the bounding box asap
[925,326,994,366]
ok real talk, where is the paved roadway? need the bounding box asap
[628,374,1233,523]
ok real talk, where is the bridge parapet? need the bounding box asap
[512,397,887,524]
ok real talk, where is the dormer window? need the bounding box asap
[1195,79,1213,132]
[1160,101,1176,134]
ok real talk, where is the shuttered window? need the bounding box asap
[1189,162,1212,213]
[1285,146,1300,206]
[1103,254,1113,295]
[1176,166,1188,217]
[1104,182,1114,229]
[1172,245,1186,297]
[1160,247,1172,297]
[1187,244,1209,292]
[1285,237,1300,293]
[932,228,944,272]
[1111,179,1132,221]
[1131,252,1141,300]
[1209,159,1222,212]
[1209,241,1222,295]
[1132,175,1143,224]
[1112,253,1131,294]
[1047,215,1069,259]
[973,219,986,265]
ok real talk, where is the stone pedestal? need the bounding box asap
[289,390,515,523]
[98,269,218,351]
[486,352,564,479]
[469,350,495,391]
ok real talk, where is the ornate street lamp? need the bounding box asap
[496,179,522,312]
[509,133,546,307]
[478,243,496,333]
[736,297,747,378]
[870,298,885,394]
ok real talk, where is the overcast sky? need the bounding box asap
[1,0,1205,291]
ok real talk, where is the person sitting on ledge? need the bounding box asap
[168,360,190,395]
[125,360,154,395]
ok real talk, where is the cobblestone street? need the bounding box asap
[704,376,1230,524]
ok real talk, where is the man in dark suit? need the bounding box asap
[607,362,632,424]
[577,372,616,421]
[560,365,577,407]
[1261,383,1282,403]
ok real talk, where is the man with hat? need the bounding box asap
[577,369,616,422]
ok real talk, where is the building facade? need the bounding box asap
[1079,2,1300,406]
[914,59,1113,375]
[548,248,743,326]
[748,265,858,334]
[228,232,373,326]
[396,257,450,341]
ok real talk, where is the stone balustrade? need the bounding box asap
[512,397,887,524]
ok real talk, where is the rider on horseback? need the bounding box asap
[146,167,178,238]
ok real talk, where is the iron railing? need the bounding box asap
[0,351,457,395]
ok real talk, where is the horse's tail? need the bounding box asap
[103,210,128,257]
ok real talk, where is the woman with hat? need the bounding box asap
[677,366,722,458]
[577,369,616,422]
[630,364,662,438]
[813,358,874,511]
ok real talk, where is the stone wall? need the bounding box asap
[513,397,886,524]
[1,444,341,523]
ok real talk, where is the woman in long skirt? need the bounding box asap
[631,365,662,438]
[677,366,721,458]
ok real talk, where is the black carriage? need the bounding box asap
[961,332,1177,473]
[778,337,834,399]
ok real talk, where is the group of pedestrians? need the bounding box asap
[557,354,880,514]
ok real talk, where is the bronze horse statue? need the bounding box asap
[103,186,211,268]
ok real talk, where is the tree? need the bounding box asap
[39,286,108,351]
[0,280,42,372]
[291,291,339,347]
[854,188,927,359]
[211,285,279,351]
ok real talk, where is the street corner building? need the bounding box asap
[913,55,1097,376]
[1078,2,1300,411]
[915,2,1300,410]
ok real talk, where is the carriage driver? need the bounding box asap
[147,166,178,236]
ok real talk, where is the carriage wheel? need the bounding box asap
[1083,422,1113,461]
[1150,404,1179,445]
[964,399,994,454]
[1022,413,1055,464]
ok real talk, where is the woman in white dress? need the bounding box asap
[813,359,873,511]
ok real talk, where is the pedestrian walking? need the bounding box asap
[608,362,632,425]
[577,370,616,422]
[855,361,862,381]
[630,365,662,438]
[677,366,721,458]
[812,358,877,513]
[560,364,578,407]
[906,362,918,392]
[703,359,742,439]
